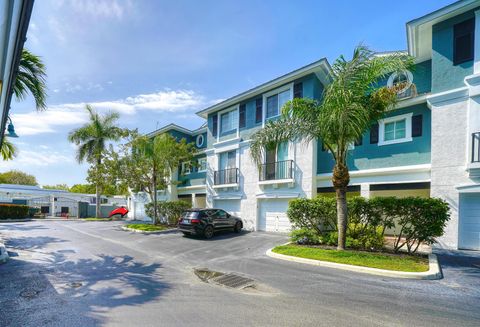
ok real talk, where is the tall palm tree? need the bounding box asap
[68,105,124,217]
[1,49,47,159]
[14,48,47,111]
[0,139,17,161]
[250,45,413,250]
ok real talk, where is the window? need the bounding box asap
[378,113,413,146]
[453,18,474,65]
[239,104,246,128]
[198,158,207,172]
[195,134,204,147]
[255,98,262,123]
[220,110,238,134]
[212,114,218,137]
[294,82,303,99]
[219,150,236,170]
[181,162,191,175]
[266,88,291,119]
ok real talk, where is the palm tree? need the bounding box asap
[0,139,17,161]
[14,48,47,111]
[1,49,47,159]
[68,105,124,217]
[250,45,413,250]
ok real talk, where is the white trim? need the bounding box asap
[214,143,239,154]
[213,137,241,149]
[212,183,239,189]
[387,70,413,93]
[256,192,300,199]
[262,82,294,127]
[258,178,295,186]
[195,134,204,148]
[427,86,469,108]
[177,185,206,191]
[378,113,413,146]
[456,183,480,193]
[316,164,431,179]
[181,162,191,175]
[395,94,428,109]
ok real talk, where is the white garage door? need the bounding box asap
[459,193,480,250]
[258,199,291,233]
[213,199,241,217]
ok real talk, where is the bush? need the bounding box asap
[288,196,450,253]
[287,197,337,234]
[145,200,191,225]
[0,204,29,219]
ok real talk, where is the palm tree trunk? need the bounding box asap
[96,158,102,218]
[335,187,348,250]
[152,165,158,225]
[332,162,350,250]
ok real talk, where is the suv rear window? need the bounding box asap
[181,211,200,219]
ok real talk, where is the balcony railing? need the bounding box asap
[259,160,294,181]
[472,132,480,163]
[214,168,239,185]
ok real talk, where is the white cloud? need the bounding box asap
[11,89,212,136]
[0,150,73,169]
[54,0,134,20]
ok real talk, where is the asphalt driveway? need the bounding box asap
[1,220,479,327]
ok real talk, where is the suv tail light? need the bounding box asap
[190,218,200,224]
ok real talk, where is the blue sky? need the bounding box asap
[1,0,454,186]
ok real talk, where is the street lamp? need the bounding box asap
[6,116,18,138]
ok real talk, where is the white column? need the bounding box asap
[192,193,197,208]
[360,183,370,199]
[474,10,480,74]
[50,195,55,217]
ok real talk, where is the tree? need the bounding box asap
[68,105,126,217]
[0,49,47,159]
[127,133,194,224]
[14,48,47,111]
[70,184,96,194]
[0,170,37,185]
[250,45,413,250]
[43,184,69,191]
[0,139,17,161]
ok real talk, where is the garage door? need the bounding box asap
[213,199,241,217]
[459,193,480,250]
[258,199,291,233]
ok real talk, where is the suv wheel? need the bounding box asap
[204,225,214,239]
[234,221,242,233]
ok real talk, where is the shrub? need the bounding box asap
[287,197,336,234]
[290,228,322,245]
[0,204,29,219]
[288,196,450,253]
[145,200,191,225]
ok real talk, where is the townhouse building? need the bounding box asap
[132,0,480,251]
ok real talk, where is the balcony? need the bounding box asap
[213,168,239,187]
[259,160,294,185]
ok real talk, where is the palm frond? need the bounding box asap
[0,139,17,161]
[14,49,47,111]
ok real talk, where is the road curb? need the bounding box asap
[266,248,442,280]
[0,218,33,223]
[121,226,178,234]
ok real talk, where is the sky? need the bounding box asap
[0,0,455,186]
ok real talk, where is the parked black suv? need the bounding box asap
[178,208,243,239]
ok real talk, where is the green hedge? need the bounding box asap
[145,200,191,225]
[288,196,451,253]
[0,204,29,219]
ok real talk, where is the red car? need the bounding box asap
[108,206,129,218]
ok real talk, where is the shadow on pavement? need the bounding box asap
[0,236,170,327]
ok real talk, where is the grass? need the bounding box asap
[125,223,170,232]
[272,244,429,272]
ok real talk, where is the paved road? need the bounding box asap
[0,220,479,327]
